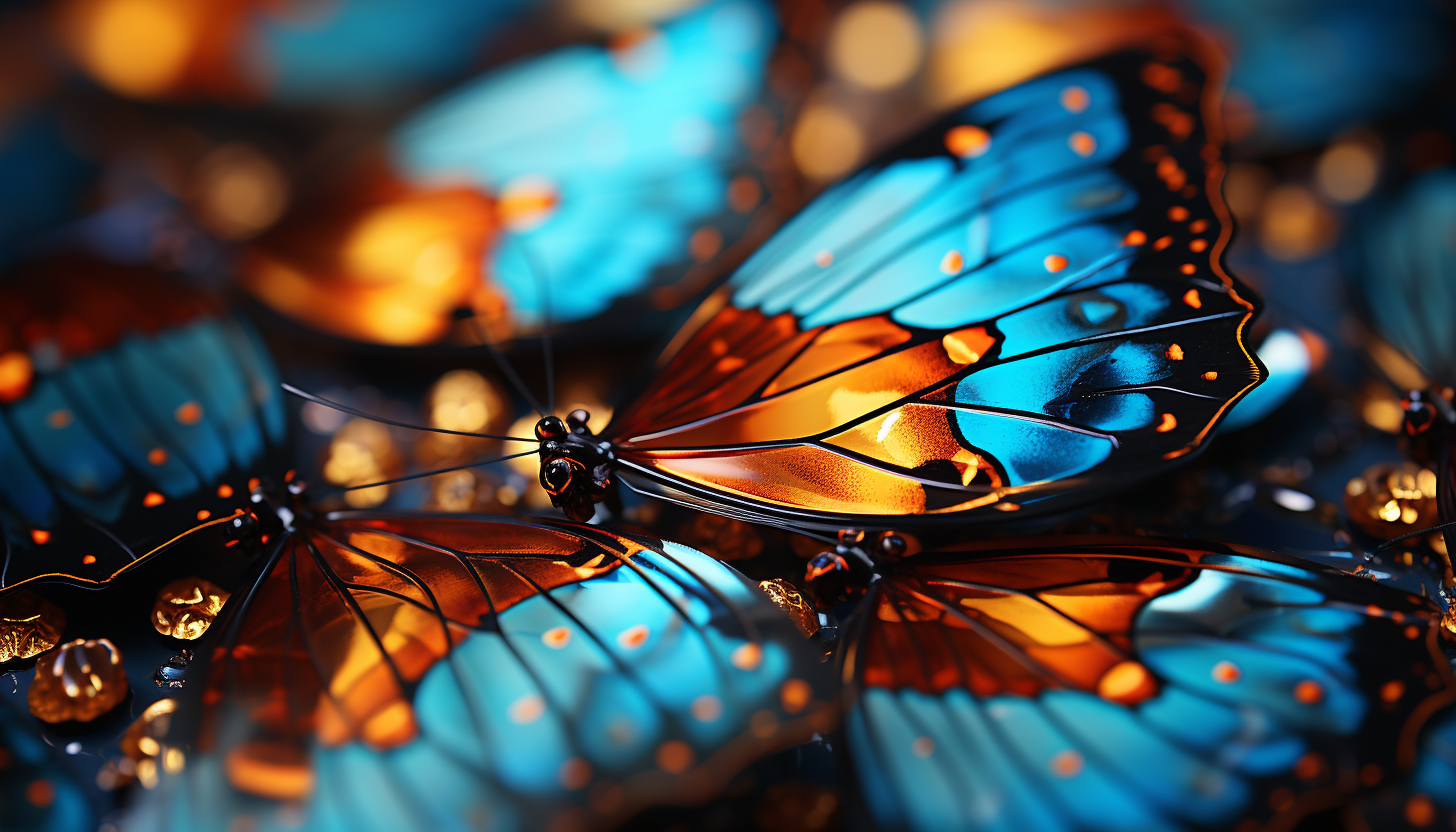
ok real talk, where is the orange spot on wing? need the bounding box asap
[1189,239,1207,252]
[945,125,991,158]
[940,249,964,274]
[30,530,49,545]
[1382,680,1405,703]
[1168,206,1189,221]
[1060,86,1090,113]
[1043,254,1069,272]
[1202,371,1218,381]
[217,484,234,498]
[1189,219,1208,233]
[196,510,211,521]
[148,448,169,465]
[174,401,203,425]
[1166,344,1184,361]
[1153,236,1173,251]
[1097,661,1157,705]
[1211,660,1240,683]
[1069,132,1096,157]
[1156,413,1177,433]
[1123,230,1146,246]
[1180,264,1197,275]
[1050,750,1084,778]
[143,492,166,507]
[81,555,96,565]
[1293,680,1324,704]
[1182,289,1202,308]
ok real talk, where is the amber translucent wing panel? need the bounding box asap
[132,513,835,832]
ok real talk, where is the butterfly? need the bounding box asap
[1184,0,1450,151]
[0,257,286,590]
[1351,168,1456,388]
[0,107,94,269]
[92,501,834,832]
[0,694,95,832]
[822,532,1456,832]
[239,0,780,346]
[489,35,1267,530]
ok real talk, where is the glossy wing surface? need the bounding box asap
[128,513,834,832]
[0,260,285,588]
[844,538,1455,832]
[607,40,1262,529]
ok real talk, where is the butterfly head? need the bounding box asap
[803,530,918,613]
[223,476,308,551]
[536,409,615,522]
[1400,388,1456,468]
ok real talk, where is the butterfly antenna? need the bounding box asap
[467,316,549,418]
[519,239,557,416]
[340,450,537,492]
[282,384,536,443]
[1371,518,1456,557]
[83,517,139,562]
[0,518,10,589]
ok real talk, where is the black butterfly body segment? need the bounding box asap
[839,536,1456,832]
[533,34,1265,532]
[124,511,836,832]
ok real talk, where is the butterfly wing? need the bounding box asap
[605,38,1263,530]
[241,0,777,344]
[127,512,834,832]
[0,697,95,832]
[0,259,286,588]
[842,537,1454,831]
[1351,169,1456,384]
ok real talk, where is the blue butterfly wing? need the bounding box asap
[0,697,95,832]
[1352,169,1456,383]
[391,0,776,327]
[0,261,285,587]
[249,0,536,107]
[607,40,1262,528]
[1189,0,1448,150]
[844,538,1453,831]
[126,513,833,832]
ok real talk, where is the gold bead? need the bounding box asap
[758,579,820,637]
[0,591,65,664]
[151,577,230,640]
[1344,462,1439,539]
[28,638,128,723]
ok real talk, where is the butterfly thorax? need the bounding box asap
[535,412,615,522]
[802,530,913,613]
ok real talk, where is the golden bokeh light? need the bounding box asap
[60,0,198,98]
[428,370,502,434]
[923,0,1177,107]
[564,0,703,31]
[791,103,865,182]
[194,144,289,240]
[1259,185,1336,261]
[323,418,401,508]
[828,2,924,91]
[1315,135,1381,204]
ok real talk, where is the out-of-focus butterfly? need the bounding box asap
[55,0,534,106]
[109,503,834,832]
[0,257,285,589]
[505,35,1264,529]
[823,532,1456,832]
[0,696,95,832]
[1351,169,1456,387]
[1187,0,1450,151]
[240,0,778,345]
[0,107,93,268]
